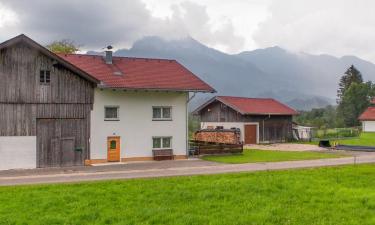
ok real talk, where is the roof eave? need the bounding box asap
[243,113,299,116]
[0,34,100,84]
[98,86,215,93]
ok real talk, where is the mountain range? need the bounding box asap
[90,36,375,110]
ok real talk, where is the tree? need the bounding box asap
[337,65,363,103]
[337,82,374,127]
[46,39,80,54]
[294,105,339,129]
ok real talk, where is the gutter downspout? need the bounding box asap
[186,92,196,158]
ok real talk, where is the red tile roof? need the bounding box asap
[57,54,214,92]
[216,96,298,115]
[359,107,375,121]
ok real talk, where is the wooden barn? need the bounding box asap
[0,34,98,169]
[193,96,298,144]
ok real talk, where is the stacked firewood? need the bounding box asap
[194,129,241,144]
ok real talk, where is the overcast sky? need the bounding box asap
[0,0,374,62]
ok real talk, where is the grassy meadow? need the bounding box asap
[2,164,375,224]
[201,149,344,164]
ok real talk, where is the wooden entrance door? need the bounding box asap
[244,124,257,144]
[107,137,120,162]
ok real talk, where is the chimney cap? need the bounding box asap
[106,45,113,50]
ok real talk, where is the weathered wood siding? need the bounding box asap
[199,100,293,143]
[0,42,94,104]
[0,41,95,167]
[0,104,92,136]
[200,101,242,122]
[247,115,293,143]
[37,118,90,167]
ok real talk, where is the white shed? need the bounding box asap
[359,106,375,132]
[292,125,314,141]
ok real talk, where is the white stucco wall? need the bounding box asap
[363,121,375,132]
[200,122,259,143]
[90,89,188,160]
[0,136,36,170]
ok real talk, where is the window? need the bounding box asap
[110,140,117,149]
[40,70,51,84]
[152,107,172,120]
[105,106,119,120]
[152,137,172,149]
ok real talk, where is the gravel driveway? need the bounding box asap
[245,143,326,151]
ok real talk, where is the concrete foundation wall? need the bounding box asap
[0,136,36,170]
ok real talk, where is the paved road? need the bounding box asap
[1,153,375,186]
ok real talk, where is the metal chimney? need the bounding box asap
[105,45,113,64]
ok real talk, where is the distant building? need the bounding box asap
[193,96,298,144]
[292,124,314,141]
[359,98,375,132]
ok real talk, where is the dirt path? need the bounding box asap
[245,143,326,151]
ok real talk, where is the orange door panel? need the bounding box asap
[107,137,120,162]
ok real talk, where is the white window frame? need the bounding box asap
[104,106,120,121]
[152,136,172,149]
[152,106,172,121]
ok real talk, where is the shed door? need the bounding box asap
[244,125,257,144]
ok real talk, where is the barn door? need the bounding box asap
[60,137,76,167]
[37,119,61,167]
[37,119,86,168]
[244,124,257,144]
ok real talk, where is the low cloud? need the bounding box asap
[0,0,244,52]
[253,0,375,61]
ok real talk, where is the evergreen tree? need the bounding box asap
[337,82,373,127]
[337,65,363,103]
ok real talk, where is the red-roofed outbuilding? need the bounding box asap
[194,96,298,144]
[359,99,375,131]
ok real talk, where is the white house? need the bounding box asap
[0,34,214,170]
[60,52,215,164]
[359,99,375,132]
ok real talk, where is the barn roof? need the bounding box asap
[359,107,375,121]
[58,54,215,92]
[194,96,298,115]
[0,34,99,84]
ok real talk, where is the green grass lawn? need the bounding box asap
[337,132,375,146]
[1,165,375,224]
[201,149,344,164]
